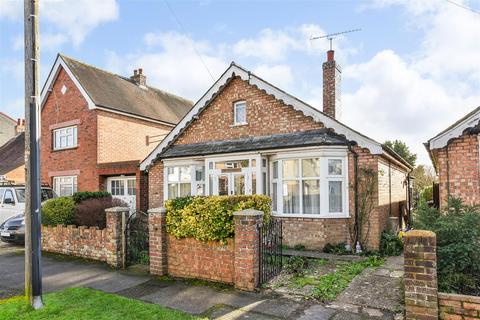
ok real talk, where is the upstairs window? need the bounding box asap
[233,101,247,125]
[53,126,77,150]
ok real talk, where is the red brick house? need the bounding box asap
[425,106,480,208]
[40,54,192,211]
[141,51,412,250]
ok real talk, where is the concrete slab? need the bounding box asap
[208,304,282,320]
[297,304,337,320]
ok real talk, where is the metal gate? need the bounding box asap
[125,211,149,266]
[258,219,283,284]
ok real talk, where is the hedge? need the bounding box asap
[42,197,76,226]
[72,191,111,204]
[165,195,271,243]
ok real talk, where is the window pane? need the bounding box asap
[196,184,204,196]
[283,181,299,214]
[235,102,246,124]
[302,158,320,177]
[180,166,191,182]
[303,180,320,214]
[127,180,136,195]
[283,160,298,178]
[328,159,342,175]
[233,174,245,195]
[329,181,343,212]
[168,183,178,199]
[209,176,214,195]
[167,167,178,182]
[179,183,191,197]
[252,172,257,195]
[272,161,278,179]
[118,180,125,195]
[262,172,267,195]
[195,166,205,181]
[272,182,277,211]
[218,175,229,196]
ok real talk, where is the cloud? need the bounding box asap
[0,0,119,47]
[253,64,294,90]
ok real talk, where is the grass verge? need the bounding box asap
[0,287,202,320]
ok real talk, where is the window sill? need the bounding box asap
[52,146,78,152]
[272,213,350,219]
[230,123,248,128]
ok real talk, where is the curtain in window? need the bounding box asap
[283,181,299,213]
[303,180,320,214]
[329,181,342,212]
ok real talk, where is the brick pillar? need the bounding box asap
[148,207,168,275]
[404,230,438,320]
[105,207,129,268]
[234,209,263,291]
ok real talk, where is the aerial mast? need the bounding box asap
[310,28,361,50]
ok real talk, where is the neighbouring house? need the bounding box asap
[425,106,480,208]
[0,132,25,184]
[40,54,192,211]
[0,113,23,147]
[141,50,413,250]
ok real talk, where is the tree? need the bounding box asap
[411,165,437,200]
[384,140,417,167]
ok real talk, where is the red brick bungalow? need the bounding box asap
[141,51,412,250]
[425,106,480,208]
[40,54,192,211]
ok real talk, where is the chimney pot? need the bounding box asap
[139,68,143,75]
[17,118,20,125]
[133,69,138,76]
[327,50,335,62]
[130,68,147,87]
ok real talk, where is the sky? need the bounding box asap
[1,0,479,165]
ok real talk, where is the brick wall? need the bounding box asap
[438,292,480,319]
[435,133,480,208]
[167,235,235,284]
[149,208,263,291]
[148,162,164,209]
[41,67,99,190]
[97,110,171,164]
[41,208,126,268]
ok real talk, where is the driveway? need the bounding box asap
[0,242,400,319]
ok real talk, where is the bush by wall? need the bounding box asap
[165,195,271,243]
[72,191,111,204]
[42,197,76,226]
[379,230,403,256]
[413,198,480,295]
[74,197,128,228]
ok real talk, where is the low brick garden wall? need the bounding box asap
[404,230,480,320]
[149,208,262,291]
[41,207,128,268]
[438,292,480,319]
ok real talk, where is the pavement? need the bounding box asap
[0,242,403,319]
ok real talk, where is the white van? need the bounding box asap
[0,185,56,224]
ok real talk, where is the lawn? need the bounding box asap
[0,287,202,320]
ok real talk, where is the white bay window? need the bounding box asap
[165,163,205,199]
[271,152,348,217]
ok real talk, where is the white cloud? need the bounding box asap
[1,0,119,47]
[253,64,294,90]
[42,33,68,51]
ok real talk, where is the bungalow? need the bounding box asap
[141,50,412,250]
[40,54,192,211]
[425,106,480,208]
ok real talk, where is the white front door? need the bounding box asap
[107,176,136,211]
[216,173,247,196]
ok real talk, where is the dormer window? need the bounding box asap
[233,101,247,125]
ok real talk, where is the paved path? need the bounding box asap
[0,242,401,319]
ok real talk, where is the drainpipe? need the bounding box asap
[349,145,360,249]
[446,145,450,210]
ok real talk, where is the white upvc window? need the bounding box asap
[270,152,348,218]
[165,164,205,199]
[53,176,77,197]
[53,126,77,150]
[233,101,247,125]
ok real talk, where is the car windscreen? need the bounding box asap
[15,188,25,203]
[15,188,55,203]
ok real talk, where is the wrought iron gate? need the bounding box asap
[258,219,283,284]
[125,211,149,266]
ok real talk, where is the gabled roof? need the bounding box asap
[0,112,17,124]
[425,106,480,150]
[0,133,25,175]
[160,129,350,159]
[40,54,193,125]
[140,62,390,170]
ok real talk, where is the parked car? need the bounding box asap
[0,184,56,225]
[0,214,25,244]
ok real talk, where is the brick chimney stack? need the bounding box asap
[130,68,147,87]
[15,118,25,134]
[322,50,342,119]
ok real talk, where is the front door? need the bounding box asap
[107,176,136,210]
[217,173,246,196]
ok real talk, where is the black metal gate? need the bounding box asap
[258,219,283,284]
[125,211,149,266]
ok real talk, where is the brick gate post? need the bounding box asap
[233,209,263,291]
[148,207,168,275]
[105,207,129,268]
[404,230,438,320]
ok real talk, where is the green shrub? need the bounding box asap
[420,185,433,202]
[165,195,271,243]
[293,244,306,251]
[323,242,351,255]
[379,230,403,256]
[413,198,480,295]
[42,197,76,226]
[72,191,111,204]
[284,256,308,276]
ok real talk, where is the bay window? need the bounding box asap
[165,164,205,199]
[271,153,348,217]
